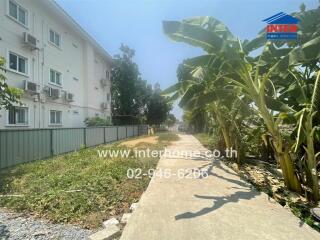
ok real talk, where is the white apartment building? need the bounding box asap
[0,0,112,129]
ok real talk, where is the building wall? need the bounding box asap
[0,0,112,129]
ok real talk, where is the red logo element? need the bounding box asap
[266,24,297,33]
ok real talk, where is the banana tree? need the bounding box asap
[163,64,232,146]
[162,6,320,194]
[163,58,252,164]
[162,17,302,193]
[293,71,320,201]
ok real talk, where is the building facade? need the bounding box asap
[0,0,112,129]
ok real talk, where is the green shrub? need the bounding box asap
[84,117,112,127]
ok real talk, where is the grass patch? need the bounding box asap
[157,132,180,142]
[0,133,179,229]
[194,133,215,150]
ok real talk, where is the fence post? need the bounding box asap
[117,126,119,141]
[50,129,54,156]
[126,126,128,138]
[104,127,106,144]
[0,131,2,169]
[84,128,87,148]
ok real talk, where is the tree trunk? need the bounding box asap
[216,114,232,149]
[212,104,232,150]
[276,149,302,193]
[305,114,319,201]
[234,137,241,165]
[258,98,302,193]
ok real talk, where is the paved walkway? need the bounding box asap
[120,134,319,240]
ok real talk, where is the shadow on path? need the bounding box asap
[176,159,261,220]
[188,158,251,188]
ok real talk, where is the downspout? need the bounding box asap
[41,20,45,128]
[30,11,41,129]
[37,44,40,128]
[34,105,36,128]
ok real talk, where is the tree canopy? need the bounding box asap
[0,57,22,109]
[111,44,172,125]
[162,4,320,201]
[146,86,172,126]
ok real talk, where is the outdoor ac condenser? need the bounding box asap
[24,80,39,93]
[66,92,74,102]
[23,32,38,50]
[49,88,61,99]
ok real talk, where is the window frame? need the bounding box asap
[48,29,61,48]
[49,68,63,87]
[8,51,28,76]
[6,106,29,126]
[49,110,63,126]
[7,0,28,28]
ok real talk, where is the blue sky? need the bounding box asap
[56,0,318,120]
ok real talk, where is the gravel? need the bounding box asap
[0,209,93,240]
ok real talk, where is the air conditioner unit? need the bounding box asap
[100,78,108,87]
[24,80,39,93]
[40,94,46,103]
[49,87,60,99]
[23,32,38,50]
[65,92,74,102]
[101,102,108,109]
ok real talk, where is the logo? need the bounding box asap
[263,12,299,40]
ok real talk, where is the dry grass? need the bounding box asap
[120,136,159,147]
[0,133,179,229]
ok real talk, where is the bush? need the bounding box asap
[84,117,112,127]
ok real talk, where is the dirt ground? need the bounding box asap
[120,136,159,147]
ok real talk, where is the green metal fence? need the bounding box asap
[0,125,148,169]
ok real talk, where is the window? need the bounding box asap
[9,52,27,74]
[8,106,28,125]
[50,110,62,125]
[49,29,61,47]
[50,69,62,86]
[9,0,28,26]
[106,71,110,79]
[107,93,111,101]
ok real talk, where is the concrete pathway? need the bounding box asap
[120,134,319,240]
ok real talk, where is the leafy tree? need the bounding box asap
[111,44,151,124]
[111,45,171,126]
[166,113,177,127]
[146,85,172,126]
[0,57,22,109]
